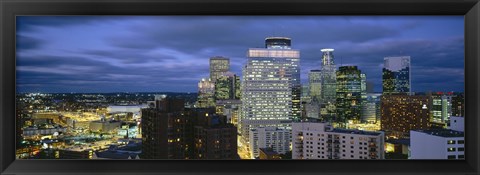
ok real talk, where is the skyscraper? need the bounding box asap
[382,56,411,94]
[214,72,241,100]
[361,93,382,123]
[319,49,337,121]
[241,37,300,157]
[335,66,364,127]
[309,70,322,102]
[210,56,230,82]
[320,49,337,103]
[196,78,215,108]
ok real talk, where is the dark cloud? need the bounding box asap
[15,16,464,93]
[16,35,43,50]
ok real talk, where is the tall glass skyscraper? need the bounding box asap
[210,56,230,82]
[320,49,337,103]
[309,70,322,102]
[214,72,241,100]
[335,66,364,127]
[382,56,411,94]
[319,48,337,122]
[240,37,300,158]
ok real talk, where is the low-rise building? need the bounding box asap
[410,129,464,159]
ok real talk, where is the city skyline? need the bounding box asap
[16,16,464,93]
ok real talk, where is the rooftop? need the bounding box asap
[414,129,464,138]
[331,128,383,136]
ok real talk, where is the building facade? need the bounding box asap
[248,127,291,158]
[381,94,431,139]
[292,121,384,159]
[382,56,411,94]
[209,56,230,82]
[410,129,464,159]
[141,97,195,159]
[319,49,337,121]
[335,66,365,126]
[193,114,238,159]
[214,72,241,100]
[309,70,322,102]
[196,78,216,108]
[361,93,381,123]
[240,37,300,156]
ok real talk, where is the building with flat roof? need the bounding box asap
[410,129,464,159]
[292,121,384,159]
[381,94,431,139]
[249,127,291,158]
[241,37,300,157]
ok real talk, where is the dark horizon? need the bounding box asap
[16,16,465,93]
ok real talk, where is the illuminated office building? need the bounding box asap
[429,92,452,127]
[335,66,364,127]
[320,49,337,103]
[361,93,381,123]
[214,72,241,100]
[210,56,230,82]
[381,94,431,139]
[292,121,384,159]
[319,49,337,121]
[240,37,300,156]
[309,70,322,102]
[196,78,215,108]
[382,56,411,94]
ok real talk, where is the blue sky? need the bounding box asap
[16,16,464,93]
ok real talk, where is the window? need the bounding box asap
[458,147,465,151]
[458,155,465,159]
[447,155,456,159]
[447,148,456,152]
[447,140,456,144]
[458,140,465,144]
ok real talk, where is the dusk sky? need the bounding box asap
[16,16,464,93]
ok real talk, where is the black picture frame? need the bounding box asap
[1,0,479,175]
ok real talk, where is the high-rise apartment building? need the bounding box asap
[335,66,365,126]
[141,97,194,159]
[241,37,300,156]
[210,56,230,82]
[248,127,291,158]
[292,121,384,159]
[193,114,238,159]
[381,94,431,139]
[382,56,411,94]
[309,70,322,102]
